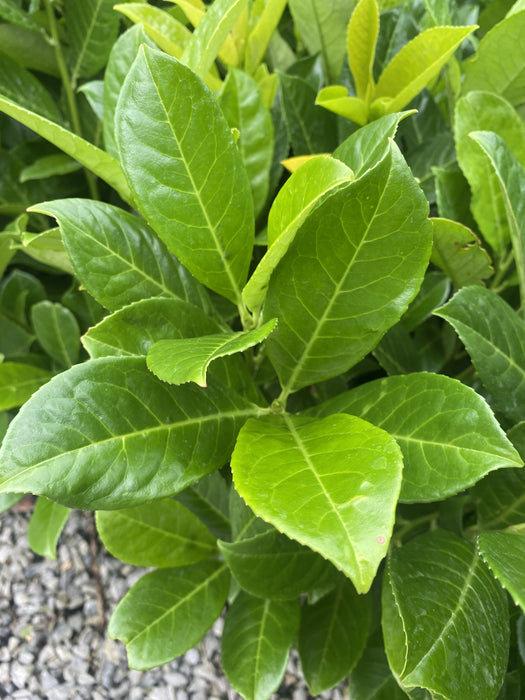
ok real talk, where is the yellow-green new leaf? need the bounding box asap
[315,86,368,125]
[347,0,379,102]
[231,413,403,594]
[114,3,191,59]
[245,0,288,75]
[147,318,277,387]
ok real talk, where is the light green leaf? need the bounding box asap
[220,69,273,218]
[114,3,191,59]
[77,79,104,122]
[0,362,52,411]
[231,413,403,594]
[30,199,211,314]
[147,318,277,387]
[245,0,288,75]
[383,530,509,699]
[96,499,216,568]
[31,301,80,369]
[299,576,371,695]
[65,0,120,84]
[463,10,525,108]
[0,96,132,203]
[243,155,353,314]
[175,471,231,541]
[116,45,254,304]
[0,54,62,123]
[221,591,300,700]
[0,357,258,509]
[0,492,24,514]
[27,496,71,560]
[454,91,525,257]
[430,218,493,288]
[264,143,432,394]
[16,228,74,275]
[19,154,81,183]
[103,25,156,159]
[108,560,229,669]
[371,25,476,115]
[347,0,379,102]
[478,530,525,610]
[218,528,337,600]
[435,285,525,426]
[288,0,355,82]
[470,130,525,306]
[0,24,58,77]
[315,87,368,125]
[182,0,246,77]
[313,373,522,502]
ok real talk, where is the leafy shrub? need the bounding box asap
[1,0,525,698]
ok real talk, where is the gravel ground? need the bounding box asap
[0,504,348,699]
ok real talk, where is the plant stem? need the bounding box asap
[392,512,438,546]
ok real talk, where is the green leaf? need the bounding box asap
[147,318,277,387]
[347,0,379,102]
[231,413,403,594]
[313,373,522,502]
[19,154,81,183]
[0,492,24,514]
[221,591,300,700]
[0,24,58,77]
[0,96,132,204]
[348,627,408,700]
[31,301,80,369]
[478,530,525,610]
[435,285,525,426]
[298,575,371,695]
[245,0,288,75]
[182,0,246,77]
[95,499,216,568]
[0,357,258,509]
[431,217,493,288]
[16,228,74,275]
[0,54,62,123]
[108,560,229,669]
[116,45,254,304]
[383,529,509,699]
[65,0,120,84]
[219,69,273,218]
[264,143,432,394]
[0,362,52,411]
[470,130,525,306]
[288,0,354,82]
[218,528,337,600]
[243,155,353,314]
[175,471,231,541]
[473,461,525,532]
[27,496,71,560]
[433,166,478,229]
[454,91,525,256]
[463,10,525,108]
[114,3,191,60]
[315,86,368,126]
[0,0,45,34]
[29,199,211,314]
[371,25,476,116]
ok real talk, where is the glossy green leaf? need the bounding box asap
[454,91,525,256]
[65,0,120,83]
[371,25,475,116]
[313,373,521,502]
[16,228,74,275]
[288,0,354,82]
[103,25,156,159]
[299,575,371,695]
[470,130,525,305]
[245,0,288,75]
[108,560,229,669]
[243,155,353,314]
[218,528,337,600]
[31,301,80,369]
[0,362,52,411]
[463,10,525,107]
[232,413,403,594]
[0,54,62,123]
[27,496,71,560]
[30,199,210,314]
[478,530,525,610]
[383,529,509,699]
[0,357,258,509]
[264,143,432,394]
[347,0,379,102]
[19,154,81,182]
[147,318,276,387]
[96,499,216,568]
[431,217,493,288]
[348,627,408,700]
[436,285,525,426]
[473,461,525,532]
[0,96,132,204]
[222,591,300,700]
[315,87,368,126]
[219,69,273,218]
[114,3,190,60]
[175,471,231,542]
[116,45,254,304]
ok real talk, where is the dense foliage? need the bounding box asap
[1,0,525,697]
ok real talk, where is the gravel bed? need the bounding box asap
[0,506,348,699]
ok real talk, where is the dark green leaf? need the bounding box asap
[27,496,71,560]
[19,154,81,182]
[0,54,62,122]
[31,301,80,368]
[348,627,408,700]
[472,465,525,532]
[431,218,493,288]
[478,530,525,610]
[175,471,231,542]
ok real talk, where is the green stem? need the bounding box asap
[44,0,99,201]
[392,512,438,546]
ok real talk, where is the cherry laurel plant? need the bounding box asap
[1,0,525,698]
